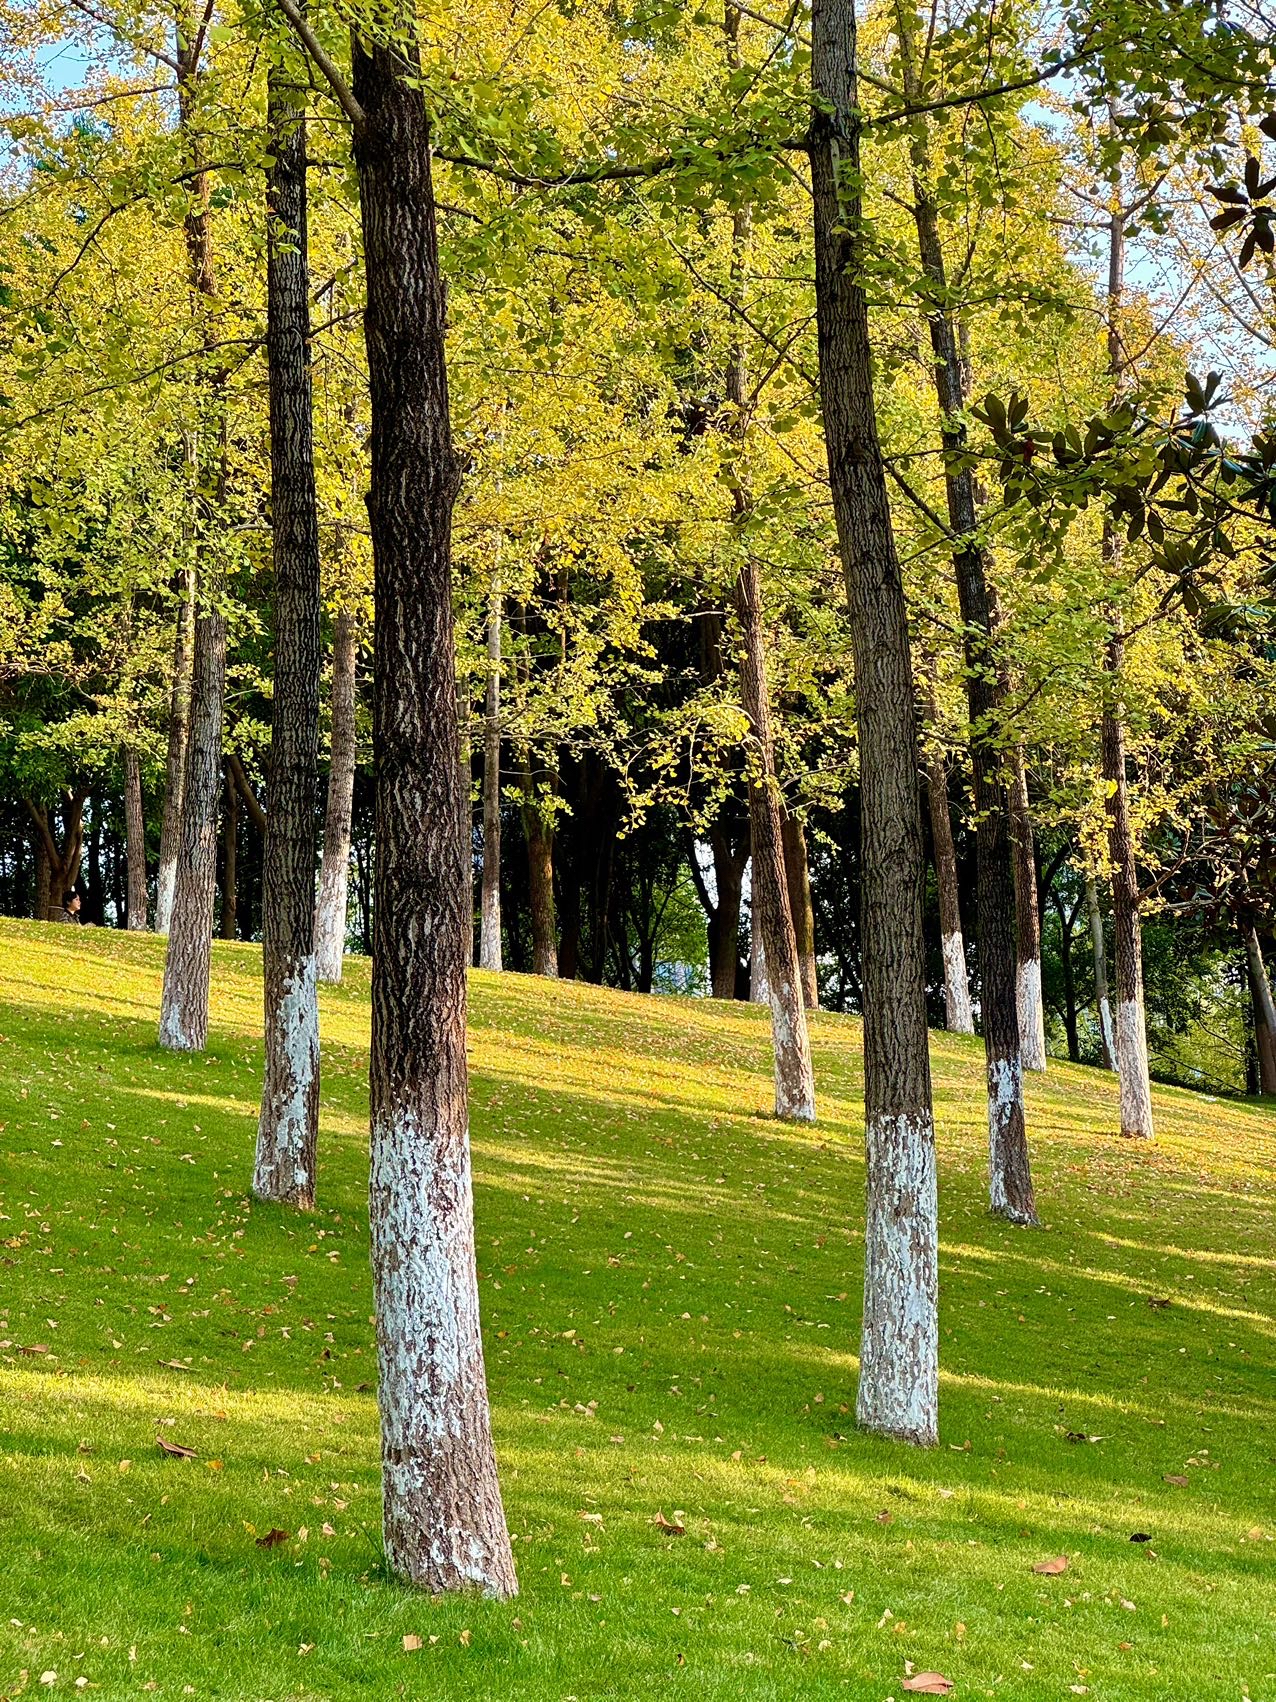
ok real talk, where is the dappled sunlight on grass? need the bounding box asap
[2,919,1275,1700]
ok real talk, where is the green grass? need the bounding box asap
[1,918,1273,1701]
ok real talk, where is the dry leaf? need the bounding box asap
[402,1635,422,1652]
[901,1673,954,1695]
[653,1510,685,1535]
[155,1436,197,1459]
[1033,1556,1068,1575]
[1163,1474,1189,1487]
[255,1528,290,1549]
[458,1630,471,1648]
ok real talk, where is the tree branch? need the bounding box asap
[271,0,365,131]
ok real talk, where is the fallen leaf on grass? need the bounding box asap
[155,1436,196,1459]
[402,1635,422,1652]
[653,1511,685,1535]
[1163,1474,1189,1487]
[901,1673,954,1694]
[1033,1556,1068,1575]
[1066,1432,1105,1444]
[1129,1533,1152,1543]
[255,1528,290,1549]
[1146,1297,1171,1309]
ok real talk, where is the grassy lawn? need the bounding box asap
[0,917,1273,1701]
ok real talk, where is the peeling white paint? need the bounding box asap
[157,1001,191,1051]
[1116,997,1154,1140]
[370,1106,513,1593]
[155,858,176,936]
[941,931,975,1034]
[857,1111,938,1445]
[1097,993,1116,1069]
[767,974,816,1122]
[986,1054,1034,1222]
[1016,956,1047,1071]
[254,953,320,1199]
[314,870,349,982]
[750,931,770,1004]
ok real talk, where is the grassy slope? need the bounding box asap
[0,918,1273,1702]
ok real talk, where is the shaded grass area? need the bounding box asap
[0,918,1273,1700]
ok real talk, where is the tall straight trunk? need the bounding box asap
[1086,873,1117,1070]
[749,914,769,1002]
[1010,745,1047,1070]
[123,746,148,931]
[705,825,747,998]
[723,157,815,1120]
[156,564,195,933]
[219,761,237,940]
[457,670,475,962]
[920,679,973,1034]
[809,0,938,1443]
[1100,180,1153,1140]
[892,0,1033,1224]
[519,754,557,977]
[158,17,228,1052]
[479,590,503,971]
[34,832,49,922]
[781,811,819,1009]
[351,31,515,1596]
[1244,924,1276,1094]
[315,606,358,981]
[254,62,322,1208]
[1055,892,1080,1062]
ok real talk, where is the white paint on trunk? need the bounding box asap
[479,884,502,972]
[155,860,177,936]
[1116,997,1154,1140]
[370,1108,512,1594]
[986,1055,1033,1222]
[750,928,769,1004]
[158,995,193,1052]
[1016,955,1047,1071]
[941,931,975,1034]
[314,862,350,982]
[1097,994,1115,1069]
[857,1110,938,1445]
[254,954,320,1197]
[767,974,816,1122]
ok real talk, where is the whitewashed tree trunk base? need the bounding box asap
[1116,998,1154,1140]
[254,954,320,1205]
[942,931,975,1034]
[857,1111,938,1445]
[1016,956,1047,1071]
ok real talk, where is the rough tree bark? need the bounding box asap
[25,794,86,919]
[155,563,195,934]
[1086,873,1117,1070]
[920,675,973,1035]
[350,28,516,1595]
[809,0,938,1442]
[892,0,1034,1224]
[253,60,322,1208]
[1010,745,1047,1070]
[123,747,148,930]
[479,589,503,971]
[314,606,358,981]
[781,812,819,1009]
[33,832,49,922]
[158,17,228,1052]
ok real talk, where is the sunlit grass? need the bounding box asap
[1,918,1273,1700]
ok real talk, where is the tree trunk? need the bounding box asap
[809,0,938,1442]
[1086,873,1117,1070]
[26,795,86,919]
[781,811,819,1009]
[123,746,148,930]
[1102,627,1154,1138]
[220,760,238,940]
[1245,925,1276,1093]
[749,917,769,1003]
[457,669,475,962]
[1010,745,1047,1070]
[520,754,557,978]
[891,0,1033,1224]
[155,564,195,934]
[158,18,228,1051]
[1055,891,1079,1062]
[705,826,747,999]
[34,830,49,922]
[315,606,358,981]
[351,30,516,1596]
[254,61,322,1209]
[479,590,503,971]
[920,694,973,1034]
